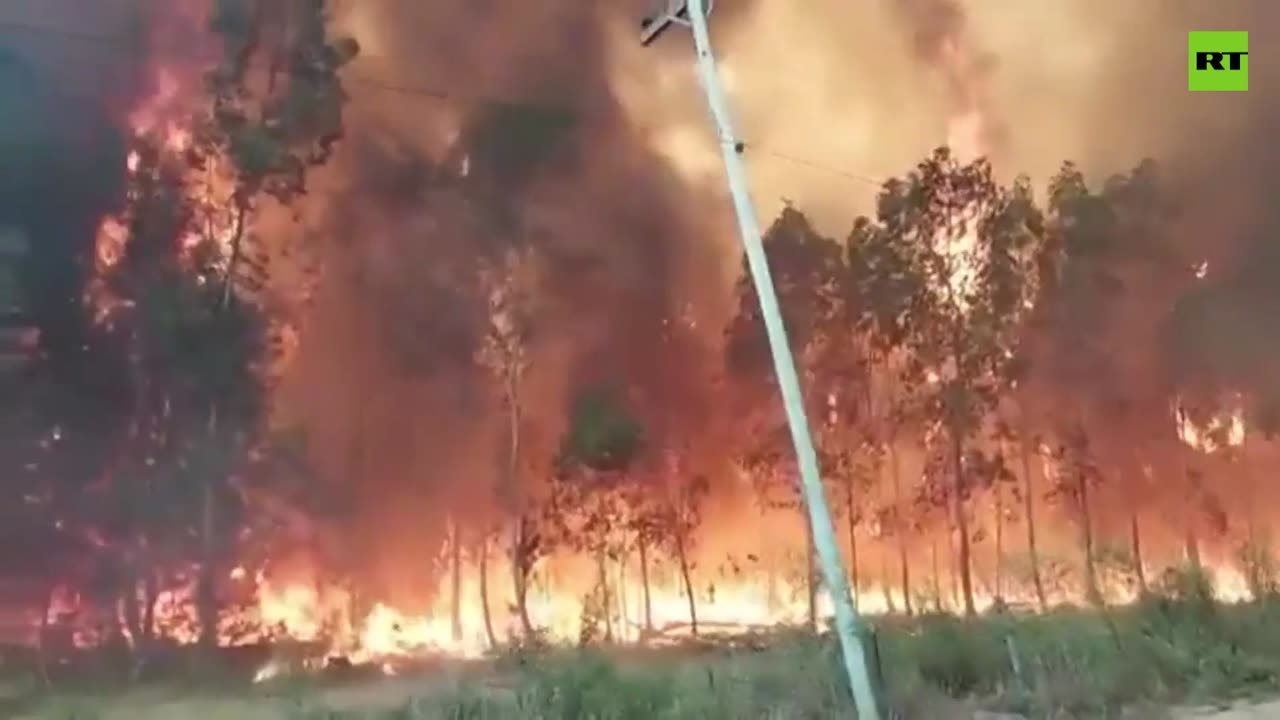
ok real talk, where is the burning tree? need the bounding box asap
[8,0,365,657]
[636,450,710,639]
[548,384,644,643]
[726,205,858,628]
[196,0,359,307]
[83,131,270,656]
[1028,159,1187,600]
[847,147,1044,615]
[476,246,537,642]
[1047,428,1105,605]
[844,251,935,616]
[174,0,357,650]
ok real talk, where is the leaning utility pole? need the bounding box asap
[640,2,882,717]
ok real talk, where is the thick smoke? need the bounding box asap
[272,0,734,604]
[9,0,1280,603]
[273,0,1280,591]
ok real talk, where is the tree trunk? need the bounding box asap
[881,554,897,614]
[36,585,52,688]
[1185,531,1202,571]
[504,377,534,638]
[142,569,157,643]
[949,521,962,609]
[616,551,629,642]
[766,556,779,613]
[219,200,250,310]
[512,518,534,638]
[121,560,143,648]
[1181,448,1202,571]
[1130,512,1147,595]
[478,532,497,649]
[197,473,219,652]
[596,549,613,643]
[1021,432,1047,612]
[889,440,912,616]
[675,532,698,637]
[450,519,462,643]
[122,570,145,683]
[931,538,943,613]
[950,430,976,616]
[637,535,653,634]
[994,470,1005,604]
[804,514,818,630]
[1078,468,1102,606]
[844,480,860,611]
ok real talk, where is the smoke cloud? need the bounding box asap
[272,0,1280,592]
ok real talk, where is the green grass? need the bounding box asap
[14,567,1280,719]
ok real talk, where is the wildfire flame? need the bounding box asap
[89,62,240,323]
[53,3,1276,685]
[238,563,855,676]
[1176,398,1246,454]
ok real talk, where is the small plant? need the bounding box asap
[518,651,675,719]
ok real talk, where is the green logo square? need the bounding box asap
[1189,31,1248,92]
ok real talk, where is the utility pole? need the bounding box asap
[640,2,882,717]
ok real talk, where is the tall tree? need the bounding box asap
[88,133,268,652]
[649,453,710,638]
[476,246,536,640]
[727,205,854,628]
[1049,427,1104,605]
[198,0,359,306]
[551,385,644,643]
[176,0,358,649]
[1031,160,1186,600]
[847,147,1044,615]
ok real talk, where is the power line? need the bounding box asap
[0,16,891,189]
[746,144,883,187]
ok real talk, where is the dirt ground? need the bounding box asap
[1173,700,1280,718]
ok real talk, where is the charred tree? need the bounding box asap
[1021,433,1048,611]
[596,548,614,643]
[889,439,913,616]
[1079,464,1101,606]
[197,450,218,651]
[994,468,1005,604]
[636,531,654,634]
[931,538,943,613]
[1131,512,1147,594]
[449,518,463,643]
[512,516,538,637]
[1057,427,1102,606]
[950,430,975,615]
[674,529,698,638]
[477,248,536,639]
[477,532,497,649]
[844,476,860,611]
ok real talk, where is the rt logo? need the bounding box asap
[1188,31,1248,92]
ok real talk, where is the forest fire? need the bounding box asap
[5,3,1280,706]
